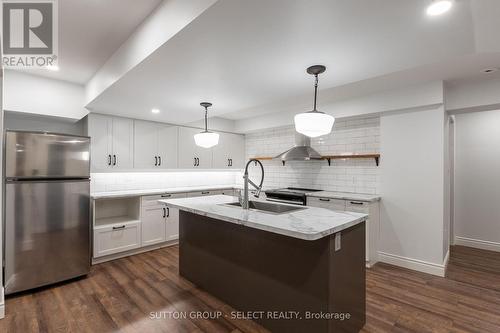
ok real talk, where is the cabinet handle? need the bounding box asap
[193,157,197,166]
[113,155,117,166]
[166,207,170,217]
[162,207,166,218]
[196,157,200,166]
[155,156,158,166]
[158,156,161,166]
[227,159,230,167]
[349,201,364,205]
[201,191,210,195]
[112,225,125,230]
[319,198,330,202]
[108,154,112,166]
[161,194,171,198]
[230,159,233,166]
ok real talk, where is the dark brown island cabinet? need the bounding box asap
[179,211,366,333]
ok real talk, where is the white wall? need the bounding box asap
[379,105,447,276]
[446,74,500,113]
[454,110,500,252]
[3,71,87,120]
[86,0,217,104]
[0,69,5,319]
[4,111,84,135]
[245,115,380,194]
[235,81,443,133]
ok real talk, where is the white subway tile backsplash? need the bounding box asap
[90,171,241,193]
[245,115,380,194]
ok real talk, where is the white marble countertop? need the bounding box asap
[91,184,241,199]
[306,191,381,202]
[159,195,367,241]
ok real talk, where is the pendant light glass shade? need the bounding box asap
[294,65,334,138]
[294,111,335,138]
[195,102,219,148]
[194,131,219,148]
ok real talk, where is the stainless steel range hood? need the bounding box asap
[274,133,322,161]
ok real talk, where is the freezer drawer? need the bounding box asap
[5,130,90,179]
[4,180,91,294]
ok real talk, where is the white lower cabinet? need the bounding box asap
[94,222,142,257]
[307,196,380,266]
[141,206,167,246]
[140,193,185,246]
[165,206,180,241]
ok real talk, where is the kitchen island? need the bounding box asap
[159,195,367,333]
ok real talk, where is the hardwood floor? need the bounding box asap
[1,245,499,333]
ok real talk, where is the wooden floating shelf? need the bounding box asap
[252,154,380,166]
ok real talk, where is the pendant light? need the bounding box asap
[194,102,219,148]
[294,65,335,138]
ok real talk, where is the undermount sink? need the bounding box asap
[224,201,306,214]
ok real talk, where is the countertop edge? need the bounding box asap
[91,185,241,199]
[306,191,381,202]
[160,199,367,241]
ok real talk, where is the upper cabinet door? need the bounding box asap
[228,134,245,169]
[178,127,200,169]
[134,120,159,169]
[111,117,134,169]
[212,133,230,169]
[157,125,178,169]
[88,114,112,171]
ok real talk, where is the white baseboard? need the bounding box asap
[378,251,447,277]
[455,236,500,253]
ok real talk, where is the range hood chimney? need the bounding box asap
[274,132,322,162]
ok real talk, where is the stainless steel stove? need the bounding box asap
[264,187,322,205]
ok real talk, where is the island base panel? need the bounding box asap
[179,211,366,333]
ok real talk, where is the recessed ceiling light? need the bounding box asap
[426,0,453,16]
[151,108,160,114]
[46,65,59,71]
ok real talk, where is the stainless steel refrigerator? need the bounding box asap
[4,130,91,294]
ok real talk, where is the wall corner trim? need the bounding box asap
[0,286,5,319]
[378,251,446,277]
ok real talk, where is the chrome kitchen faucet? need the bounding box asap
[239,159,265,209]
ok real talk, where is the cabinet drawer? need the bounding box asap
[141,193,186,207]
[93,222,141,258]
[307,197,346,211]
[345,200,370,214]
[187,190,224,197]
[221,189,236,196]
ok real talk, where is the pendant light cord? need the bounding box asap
[204,106,208,132]
[313,74,319,111]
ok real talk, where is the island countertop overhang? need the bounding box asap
[159,195,367,241]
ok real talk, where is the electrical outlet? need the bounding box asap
[334,232,341,251]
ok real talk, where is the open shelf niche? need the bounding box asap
[94,197,141,228]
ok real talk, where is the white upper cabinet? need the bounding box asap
[157,125,178,169]
[134,120,178,169]
[178,127,213,169]
[88,114,133,171]
[111,117,134,169]
[89,114,244,171]
[213,133,245,169]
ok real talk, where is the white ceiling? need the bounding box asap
[88,0,499,124]
[20,0,162,84]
